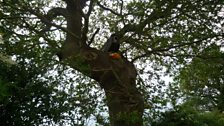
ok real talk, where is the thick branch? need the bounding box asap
[60,0,89,59]
[63,0,89,9]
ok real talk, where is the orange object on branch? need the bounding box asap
[109,53,121,59]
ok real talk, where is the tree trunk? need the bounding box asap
[98,56,144,126]
[60,1,144,125]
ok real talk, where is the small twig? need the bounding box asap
[88,28,100,46]
[28,9,80,39]
[120,0,124,15]
[41,7,68,33]
[82,0,95,43]
[97,1,122,16]
[131,34,221,63]
[21,19,60,48]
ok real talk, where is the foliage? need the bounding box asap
[152,102,224,126]
[0,59,101,125]
[115,111,142,125]
[177,44,224,111]
[154,44,224,126]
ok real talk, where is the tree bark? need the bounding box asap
[60,1,144,125]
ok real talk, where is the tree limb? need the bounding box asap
[118,1,179,37]
[63,0,89,9]
[88,28,100,46]
[131,34,221,62]
[27,9,80,39]
[41,7,68,32]
[96,1,122,16]
[82,0,95,44]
